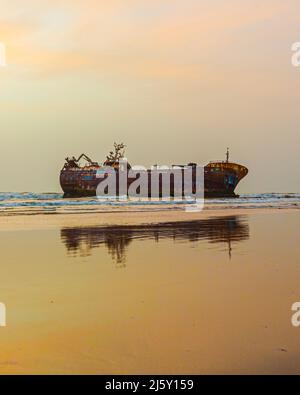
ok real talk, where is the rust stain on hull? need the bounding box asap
[60,145,248,198]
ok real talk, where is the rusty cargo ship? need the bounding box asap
[60,143,248,198]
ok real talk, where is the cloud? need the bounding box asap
[0,0,296,79]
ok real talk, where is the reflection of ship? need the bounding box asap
[60,143,248,198]
[60,216,249,265]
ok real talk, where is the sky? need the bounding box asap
[0,0,299,193]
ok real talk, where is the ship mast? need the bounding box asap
[226,147,229,163]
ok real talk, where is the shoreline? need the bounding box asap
[0,206,298,231]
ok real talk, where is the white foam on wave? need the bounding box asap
[0,192,299,211]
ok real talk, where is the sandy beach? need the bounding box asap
[0,205,298,231]
[0,205,299,374]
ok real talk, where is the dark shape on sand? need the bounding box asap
[60,216,249,266]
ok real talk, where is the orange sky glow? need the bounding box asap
[0,0,299,193]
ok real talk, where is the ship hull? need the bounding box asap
[60,162,248,199]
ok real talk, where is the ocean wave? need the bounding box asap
[0,192,62,201]
[0,192,299,211]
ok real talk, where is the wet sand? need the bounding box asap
[0,208,299,374]
[0,206,298,231]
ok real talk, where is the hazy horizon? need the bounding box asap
[0,0,300,194]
